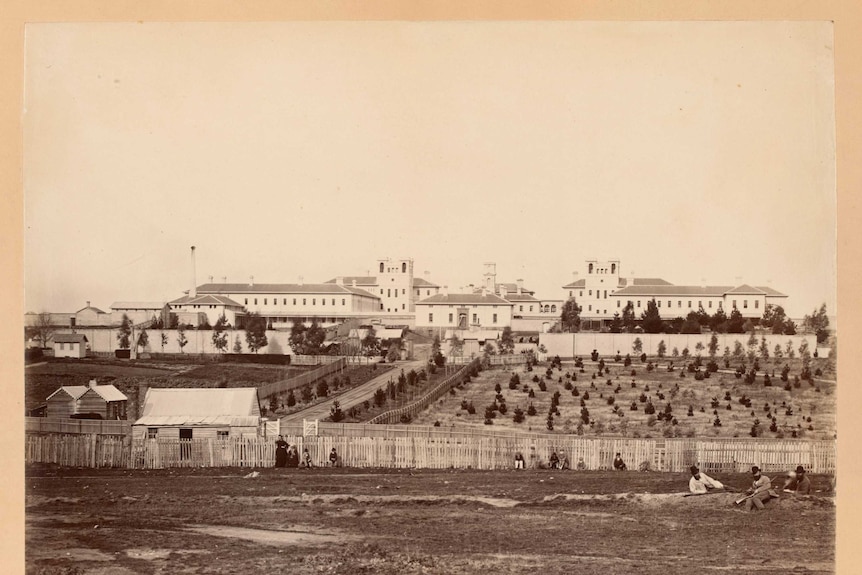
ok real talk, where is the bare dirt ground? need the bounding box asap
[26,465,834,575]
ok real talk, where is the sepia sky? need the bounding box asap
[23,21,836,319]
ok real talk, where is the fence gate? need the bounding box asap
[303,419,319,437]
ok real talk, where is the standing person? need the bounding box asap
[329,447,339,467]
[302,447,313,468]
[613,453,627,471]
[740,466,779,511]
[783,465,812,494]
[274,435,288,468]
[688,465,724,494]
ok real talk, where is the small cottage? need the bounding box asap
[132,387,262,441]
[53,333,88,358]
[45,381,128,419]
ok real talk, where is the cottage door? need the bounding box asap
[179,428,193,461]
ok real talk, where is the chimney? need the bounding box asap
[500,285,508,299]
[352,279,357,287]
[336,276,344,285]
[482,286,488,297]
[89,379,97,389]
[249,275,255,287]
[208,275,214,283]
[298,276,304,286]
[86,300,90,308]
[442,285,449,296]
[222,276,227,283]
[517,279,523,295]
[190,246,197,298]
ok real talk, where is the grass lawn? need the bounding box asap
[25,465,835,575]
[412,357,836,440]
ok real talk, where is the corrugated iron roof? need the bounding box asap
[110,302,167,310]
[134,415,261,427]
[134,388,261,426]
[324,276,377,285]
[169,294,245,306]
[85,384,128,402]
[613,285,733,296]
[195,283,375,295]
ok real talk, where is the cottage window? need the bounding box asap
[342,299,346,305]
[147,428,158,439]
[744,300,748,309]
[732,300,737,309]
[637,301,641,308]
[472,314,478,323]
[449,313,453,323]
[658,301,661,308]
[254,298,258,305]
[755,300,759,309]
[493,314,498,324]
[709,301,713,308]
[217,430,229,440]
[245,298,248,305]
[617,300,621,308]
[688,301,692,308]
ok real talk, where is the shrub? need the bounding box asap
[466,402,476,415]
[513,407,525,423]
[644,402,656,415]
[527,403,537,416]
[400,413,412,424]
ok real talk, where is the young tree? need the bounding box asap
[212,314,229,354]
[245,312,269,353]
[26,312,56,348]
[304,319,326,355]
[694,341,705,357]
[498,326,515,355]
[680,311,701,334]
[559,297,582,333]
[233,334,242,353]
[709,307,728,333]
[632,338,643,354]
[640,299,663,334]
[657,340,667,358]
[727,308,745,334]
[803,303,830,344]
[117,314,132,350]
[329,400,345,422]
[621,302,636,332]
[136,327,149,353]
[448,332,464,359]
[759,337,770,360]
[361,326,380,357]
[176,324,188,353]
[386,341,402,362]
[160,331,168,352]
[609,312,623,333]
[707,334,719,358]
[695,305,711,327]
[732,340,744,358]
[289,319,307,354]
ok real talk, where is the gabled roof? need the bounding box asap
[75,305,106,314]
[53,333,88,344]
[46,386,89,401]
[134,387,261,427]
[170,294,245,307]
[418,293,513,305]
[757,286,788,297]
[110,302,167,310]
[83,384,128,402]
[724,284,766,295]
[620,278,674,287]
[562,279,586,289]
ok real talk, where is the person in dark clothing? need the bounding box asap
[613,453,627,471]
[549,451,560,469]
[329,448,339,467]
[274,435,288,468]
[286,444,300,468]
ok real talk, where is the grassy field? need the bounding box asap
[25,465,835,575]
[412,357,836,440]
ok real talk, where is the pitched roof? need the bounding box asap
[110,302,167,310]
[724,284,767,295]
[504,293,540,302]
[562,279,586,288]
[412,277,440,288]
[53,333,88,344]
[756,286,788,297]
[75,305,106,314]
[195,283,378,297]
[613,285,733,296]
[170,294,245,307]
[134,388,261,426]
[623,278,674,287]
[418,293,513,305]
[83,384,128,402]
[323,276,377,285]
[46,386,89,401]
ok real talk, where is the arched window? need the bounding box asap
[402,262,406,273]
[588,263,593,274]
[551,305,557,312]
[379,262,384,273]
[611,263,616,274]
[544,305,550,313]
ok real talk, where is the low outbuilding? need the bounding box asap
[53,333,88,358]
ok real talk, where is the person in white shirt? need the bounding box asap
[688,465,724,494]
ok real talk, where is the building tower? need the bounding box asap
[483,262,497,292]
[376,257,414,314]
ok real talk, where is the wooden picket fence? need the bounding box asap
[257,357,347,399]
[24,432,835,473]
[25,417,131,436]
[366,362,474,424]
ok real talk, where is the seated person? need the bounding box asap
[558,451,571,470]
[549,451,560,469]
[743,466,779,511]
[514,452,525,470]
[783,465,811,494]
[576,457,587,471]
[613,453,627,471]
[688,465,724,494]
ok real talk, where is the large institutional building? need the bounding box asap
[562,258,788,329]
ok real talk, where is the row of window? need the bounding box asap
[146,428,229,439]
[379,288,407,297]
[610,299,759,310]
[588,263,617,274]
[428,313,498,324]
[381,262,409,273]
[245,297,348,307]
